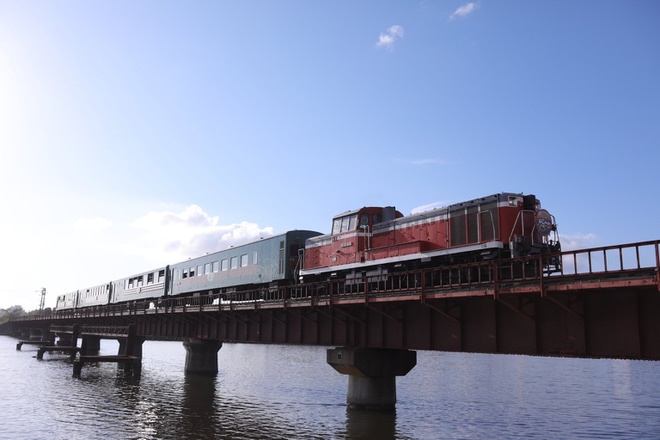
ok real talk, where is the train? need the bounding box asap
[55,192,560,311]
[55,230,321,310]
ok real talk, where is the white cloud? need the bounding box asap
[134,204,216,229]
[557,233,598,251]
[395,158,447,167]
[449,3,479,20]
[411,201,451,214]
[0,203,276,310]
[74,217,112,231]
[410,158,446,166]
[131,205,274,263]
[376,25,404,51]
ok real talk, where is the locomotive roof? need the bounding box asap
[332,192,530,220]
[413,192,529,213]
[331,206,385,219]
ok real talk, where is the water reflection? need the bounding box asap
[112,375,159,439]
[345,408,396,439]
[611,359,632,401]
[180,375,219,439]
[4,336,660,440]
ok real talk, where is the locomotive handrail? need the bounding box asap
[508,209,530,246]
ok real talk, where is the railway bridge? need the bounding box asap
[8,240,660,410]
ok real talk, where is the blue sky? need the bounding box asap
[1,1,658,310]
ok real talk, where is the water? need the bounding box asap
[2,335,660,439]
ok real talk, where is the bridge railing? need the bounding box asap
[13,241,660,323]
[280,240,659,300]
[556,240,660,277]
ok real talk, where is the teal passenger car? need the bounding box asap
[169,230,322,297]
[54,230,322,311]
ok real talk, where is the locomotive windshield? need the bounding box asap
[331,208,397,235]
[332,214,357,234]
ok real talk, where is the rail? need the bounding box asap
[16,240,660,321]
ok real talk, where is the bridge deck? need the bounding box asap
[9,240,660,360]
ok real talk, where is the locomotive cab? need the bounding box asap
[330,206,404,260]
[331,206,402,237]
[303,207,404,273]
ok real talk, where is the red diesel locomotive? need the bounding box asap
[299,192,560,283]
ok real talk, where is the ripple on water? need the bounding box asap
[2,337,660,439]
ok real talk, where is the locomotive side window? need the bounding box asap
[240,254,248,267]
[343,215,357,232]
[158,270,165,282]
[332,219,341,234]
[147,273,154,285]
[221,259,228,271]
[212,261,219,272]
[230,256,238,269]
[333,214,358,234]
[341,216,350,232]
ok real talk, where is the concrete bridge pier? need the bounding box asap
[183,338,223,375]
[327,347,417,411]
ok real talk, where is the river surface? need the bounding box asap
[1,335,659,439]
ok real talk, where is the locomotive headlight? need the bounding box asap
[536,209,554,236]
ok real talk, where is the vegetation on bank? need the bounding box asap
[0,306,52,325]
